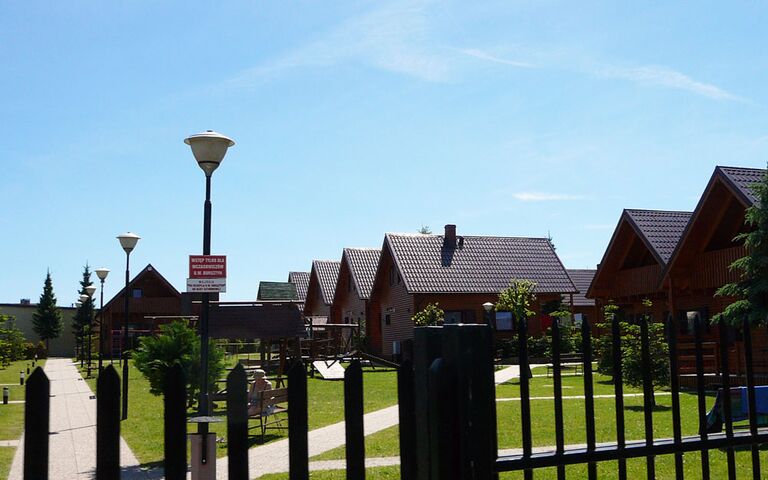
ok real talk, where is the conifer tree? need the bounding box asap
[713,167,768,327]
[33,271,63,350]
[72,264,95,360]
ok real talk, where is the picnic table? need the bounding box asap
[705,386,768,433]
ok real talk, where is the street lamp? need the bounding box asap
[185,130,234,468]
[483,302,495,328]
[117,232,140,420]
[95,268,110,372]
[84,285,97,377]
[79,294,89,368]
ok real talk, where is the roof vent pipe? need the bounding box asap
[444,224,457,248]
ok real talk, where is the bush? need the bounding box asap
[412,303,444,326]
[133,320,226,407]
[0,315,27,366]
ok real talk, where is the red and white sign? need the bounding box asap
[187,255,226,293]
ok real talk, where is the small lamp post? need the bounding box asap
[117,232,140,420]
[483,302,495,328]
[94,268,110,372]
[185,130,234,471]
[79,295,89,368]
[84,285,97,377]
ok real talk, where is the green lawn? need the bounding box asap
[0,359,46,480]
[82,360,399,466]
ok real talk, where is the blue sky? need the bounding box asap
[1,1,767,305]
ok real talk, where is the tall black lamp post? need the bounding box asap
[483,302,495,328]
[117,232,140,420]
[94,268,110,373]
[184,130,234,469]
[83,285,97,377]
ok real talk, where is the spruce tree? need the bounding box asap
[33,271,63,351]
[713,167,768,327]
[72,264,95,360]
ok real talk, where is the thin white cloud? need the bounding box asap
[598,64,743,102]
[512,192,585,202]
[229,0,451,84]
[457,48,535,68]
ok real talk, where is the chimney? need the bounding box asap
[20,298,30,305]
[444,224,457,248]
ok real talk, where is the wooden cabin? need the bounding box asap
[662,166,768,376]
[302,260,340,320]
[99,264,183,355]
[588,209,692,321]
[288,271,309,311]
[563,269,599,327]
[331,248,381,325]
[367,224,577,358]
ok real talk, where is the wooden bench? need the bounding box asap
[546,354,584,377]
[249,387,289,441]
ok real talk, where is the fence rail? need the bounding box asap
[17,320,768,479]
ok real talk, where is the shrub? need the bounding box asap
[133,320,226,407]
[0,315,27,366]
[412,303,444,327]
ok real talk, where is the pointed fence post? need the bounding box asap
[345,360,365,480]
[164,363,187,480]
[24,367,49,480]
[288,361,309,480]
[227,364,249,480]
[398,359,417,480]
[97,365,121,480]
[413,327,444,480]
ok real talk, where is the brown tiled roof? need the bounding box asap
[344,248,381,299]
[209,303,305,340]
[564,269,596,307]
[287,271,310,301]
[624,209,692,265]
[385,233,576,294]
[718,166,765,206]
[312,260,341,306]
[102,264,180,311]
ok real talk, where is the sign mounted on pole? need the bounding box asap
[187,255,227,293]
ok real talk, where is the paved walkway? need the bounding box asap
[8,358,147,480]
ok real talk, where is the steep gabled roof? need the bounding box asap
[102,264,180,311]
[288,271,310,302]
[564,269,596,307]
[718,166,764,206]
[257,281,298,301]
[311,260,341,306]
[661,166,766,285]
[343,248,381,299]
[383,233,576,294]
[624,209,693,265]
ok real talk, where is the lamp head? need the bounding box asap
[482,302,494,313]
[95,268,110,281]
[79,294,89,303]
[184,130,235,177]
[117,232,140,254]
[85,285,97,297]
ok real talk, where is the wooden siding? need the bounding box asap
[612,264,662,298]
[304,281,330,318]
[691,246,745,290]
[378,271,414,358]
[334,269,367,325]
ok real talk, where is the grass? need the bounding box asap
[0,359,46,480]
[305,367,767,479]
[82,360,399,466]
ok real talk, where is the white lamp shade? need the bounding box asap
[184,130,235,177]
[95,268,110,281]
[75,302,82,307]
[79,294,89,303]
[117,232,140,253]
[482,302,495,312]
[85,285,97,296]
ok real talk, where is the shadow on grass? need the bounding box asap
[624,404,672,412]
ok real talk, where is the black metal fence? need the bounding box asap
[19,321,768,479]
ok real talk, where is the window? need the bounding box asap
[384,314,391,326]
[495,311,514,331]
[132,288,142,298]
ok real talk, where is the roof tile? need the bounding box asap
[288,271,310,301]
[564,269,596,307]
[625,209,692,264]
[313,261,341,305]
[344,248,381,299]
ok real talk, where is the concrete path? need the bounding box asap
[8,358,148,480]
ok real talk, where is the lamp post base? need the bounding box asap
[190,433,217,480]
